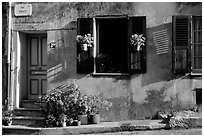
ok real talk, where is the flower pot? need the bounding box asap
[72,120,81,126]
[62,122,66,127]
[78,115,88,125]
[88,114,100,124]
[4,121,12,126]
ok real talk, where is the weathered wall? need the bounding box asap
[2,2,9,106]
[12,2,202,121]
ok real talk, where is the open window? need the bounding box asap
[94,16,129,74]
[77,16,146,75]
[173,15,202,75]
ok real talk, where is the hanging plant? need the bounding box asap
[76,33,94,51]
[130,34,146,51]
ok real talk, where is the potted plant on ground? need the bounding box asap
[77,95,89,125]
[87,95,112,124]
[2,108,13,126]
[130,34,146,51]
[58,113,67,127]
[40,81,80,127]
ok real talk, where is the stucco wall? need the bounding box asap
[12,2,202,121]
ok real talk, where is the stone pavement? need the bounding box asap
[2,117,202,135]
[2,120,167,135]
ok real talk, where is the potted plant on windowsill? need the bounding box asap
[76,33,94,51]
[130,34,146,51]
[95,54,111,73]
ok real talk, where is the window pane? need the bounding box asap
[175,49,187,72]
[194,44,202,57]
[97,18,128,73]
[194,31,202,43]
[194,57,202,69]
[194,18,202,30]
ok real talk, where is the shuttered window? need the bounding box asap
[192,16,202,73]
[77,16,146,75]
[77,18,94,74]
[129,16,146,73]
[173,16,191,73]
[173,15,202,74]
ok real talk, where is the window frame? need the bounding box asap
[191,16,202,75]
[173,15,202,75]
[93,16,130,76]
[77,15,146,76]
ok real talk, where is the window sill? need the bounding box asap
[92,72,130,76]
[191,72,202,76]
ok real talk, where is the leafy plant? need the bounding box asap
[76,33,94,51]
[40,82,80,127]
[87,95,112,115]
[77,95,89,115]
[2,106,13,126]
[95,54,112,72]
[40,81,112,127]
[130,34,146,51]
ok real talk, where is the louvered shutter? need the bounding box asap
[129,16,146,73]
[173,16,191,73]
[77,18,94,74]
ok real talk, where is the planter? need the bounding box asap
[2,119,12,126]
[72,120,81,126]
[88,114,100,124]
[62,122,66,127]
[3,121,12,126]
[78,115,88,125]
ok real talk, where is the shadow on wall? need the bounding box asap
[47,20,88,85]
[138,22,173,87]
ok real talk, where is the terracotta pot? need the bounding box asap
[88,114,100,124]
[78,115,88,125]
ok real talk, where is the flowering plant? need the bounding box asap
[76,33,94,51]
[130,34,146,51]
[87,95,112,115]
[77,95,89,115]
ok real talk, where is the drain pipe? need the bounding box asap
[7,2,12,110]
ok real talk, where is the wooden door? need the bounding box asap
[27,34,47,100]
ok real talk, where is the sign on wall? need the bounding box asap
[14,4,32,17]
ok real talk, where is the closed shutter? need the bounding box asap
[77,18,94,74]
[129,16,146,73]
[173,16,191,73]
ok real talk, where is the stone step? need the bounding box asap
[21,100,44,109]
[12,116,44,127]
[13,108,44,117]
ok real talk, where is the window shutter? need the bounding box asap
[129,16,146,73]
[173,16,191,73]
[77,18,94,74]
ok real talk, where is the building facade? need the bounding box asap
[7,2,202,121]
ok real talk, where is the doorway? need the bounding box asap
[27,34,47,100]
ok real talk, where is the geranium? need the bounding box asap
[130,34,146,51]
[76,33,94,51]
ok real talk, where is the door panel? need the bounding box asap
[27,35,47,100]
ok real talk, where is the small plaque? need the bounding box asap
[14,4,32,17]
